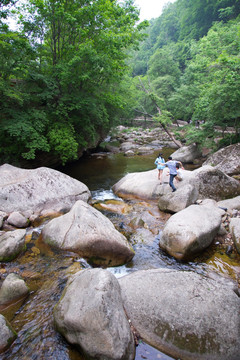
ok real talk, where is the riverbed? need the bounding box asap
[1,149,239,360]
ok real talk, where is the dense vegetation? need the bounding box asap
[0,0,147,166]
[129,0,240,150]
[0,0,239,167]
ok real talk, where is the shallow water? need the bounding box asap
[1,149,239,360]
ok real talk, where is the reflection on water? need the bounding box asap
[1,149,239,360]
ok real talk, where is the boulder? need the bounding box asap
[112,169,162,200]
[7,211,29,228]
[190,166,240,201]
[158,183,198,213]
[217,196,240,211]
[171,144,202,163]
[119,268,240,360]
[0,314,17,353]
[203,143,240,175]
[0,164,91,216]
[54,268,135,360]
[42,200,134,266]
[0,273,29,306]
[0,229,26,262]
[229,218,240,254]
[159,203,222,260]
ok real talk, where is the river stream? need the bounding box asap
[1,149,240,360]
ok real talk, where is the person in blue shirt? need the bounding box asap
[165,156,183,192]
[154,153,165,184]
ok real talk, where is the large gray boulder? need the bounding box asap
[119,268,240,360]
[0,164,91,216]
[190,165,240,201]
[0,273,29,306]
[0,314,17,353]
[203,143,240,175]
[54,268,135,360]
[218,196,240,211]
[158,183,198,213]
[171,144,202,163]
[159,203,222,260]
[42,200,134,266]
[0,229,26,262]
[112,169,162,200]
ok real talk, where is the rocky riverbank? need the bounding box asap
[0,130,240,359]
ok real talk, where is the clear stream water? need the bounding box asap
[1,149,239,360]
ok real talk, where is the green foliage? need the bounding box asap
[0,0,147,166]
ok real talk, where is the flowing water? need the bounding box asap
[1,149,239,360]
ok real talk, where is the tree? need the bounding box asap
[0,0,147,165]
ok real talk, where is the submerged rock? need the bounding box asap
[54,268,135,360]
[119,268,240,360]
[42,200,134,266]
[0,314,17,353]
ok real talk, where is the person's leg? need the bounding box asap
[169,174,176,191]
[158,169,160,180]
[159,169,163,183]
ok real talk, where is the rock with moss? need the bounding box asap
[0,273,29,306]
[119,268,240,360]
[0,314,17,353]
[0,229,26,262]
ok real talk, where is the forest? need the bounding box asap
[0,0,239,167]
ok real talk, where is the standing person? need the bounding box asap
[165,156,183,192]
[154,153,165,184]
